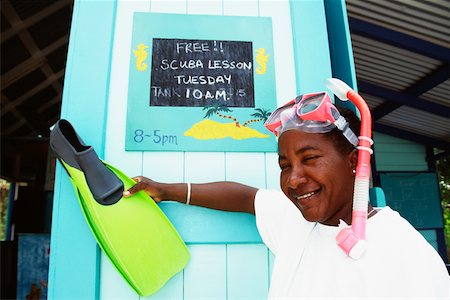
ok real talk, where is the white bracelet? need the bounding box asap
[186,183,191,205]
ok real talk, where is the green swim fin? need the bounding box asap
[50,119,190,296]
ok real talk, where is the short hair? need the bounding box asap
[324,105,361,154]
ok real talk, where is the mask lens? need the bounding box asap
[298,93,326,115]
[264,100,297,134]
[266,102,295,124]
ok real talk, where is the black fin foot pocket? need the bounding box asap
[50,119,124,205]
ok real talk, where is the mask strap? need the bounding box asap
[334,116,359,147]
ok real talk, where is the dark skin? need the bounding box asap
[124,129,375,225]
[124,179,257,214]
[278,130,358,225]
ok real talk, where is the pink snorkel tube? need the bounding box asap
[325,78,374,259]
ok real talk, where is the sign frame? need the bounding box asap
[125,13,277,152]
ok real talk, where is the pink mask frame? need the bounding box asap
[264,92,359,147]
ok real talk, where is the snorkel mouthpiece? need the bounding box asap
[324,78,351,101]
[325,78,374,260]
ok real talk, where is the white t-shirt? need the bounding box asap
[255,189,450,299]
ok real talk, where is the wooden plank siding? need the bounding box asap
[101,0,332,298]
[101,1,294,298]
[48,1,118,298]
[373,132,428,172]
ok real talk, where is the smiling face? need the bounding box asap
[278,130,357,226]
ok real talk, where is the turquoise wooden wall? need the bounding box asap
[373,132,428,171]
[48,1,116,298]
[373,132,443,253]
[50,0,421,299]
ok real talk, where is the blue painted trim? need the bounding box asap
[369,187,386,207]
[100,2,119,155]
[159,203,262,244]
[48,1,117,299]
[323,0,358,112]
[359,80,450,118]
[374,124,450,150]
[348,17,450,63]
[323,0,357,89]
[289,0,332,94]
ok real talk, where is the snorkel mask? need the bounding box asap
[265,79,374,260]
[264,91,359,147]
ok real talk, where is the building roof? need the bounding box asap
[346,0,450,153]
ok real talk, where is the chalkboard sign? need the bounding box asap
[150,38,254,107]
[380,172,443,229]
[126,13,277,152]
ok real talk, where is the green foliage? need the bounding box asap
[436,154,450,257]
[0,179,11,241]
[250,108,272,121]
[203,100,232,119]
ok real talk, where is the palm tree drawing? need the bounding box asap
[242,108,272,127]
[203,100,241,127]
